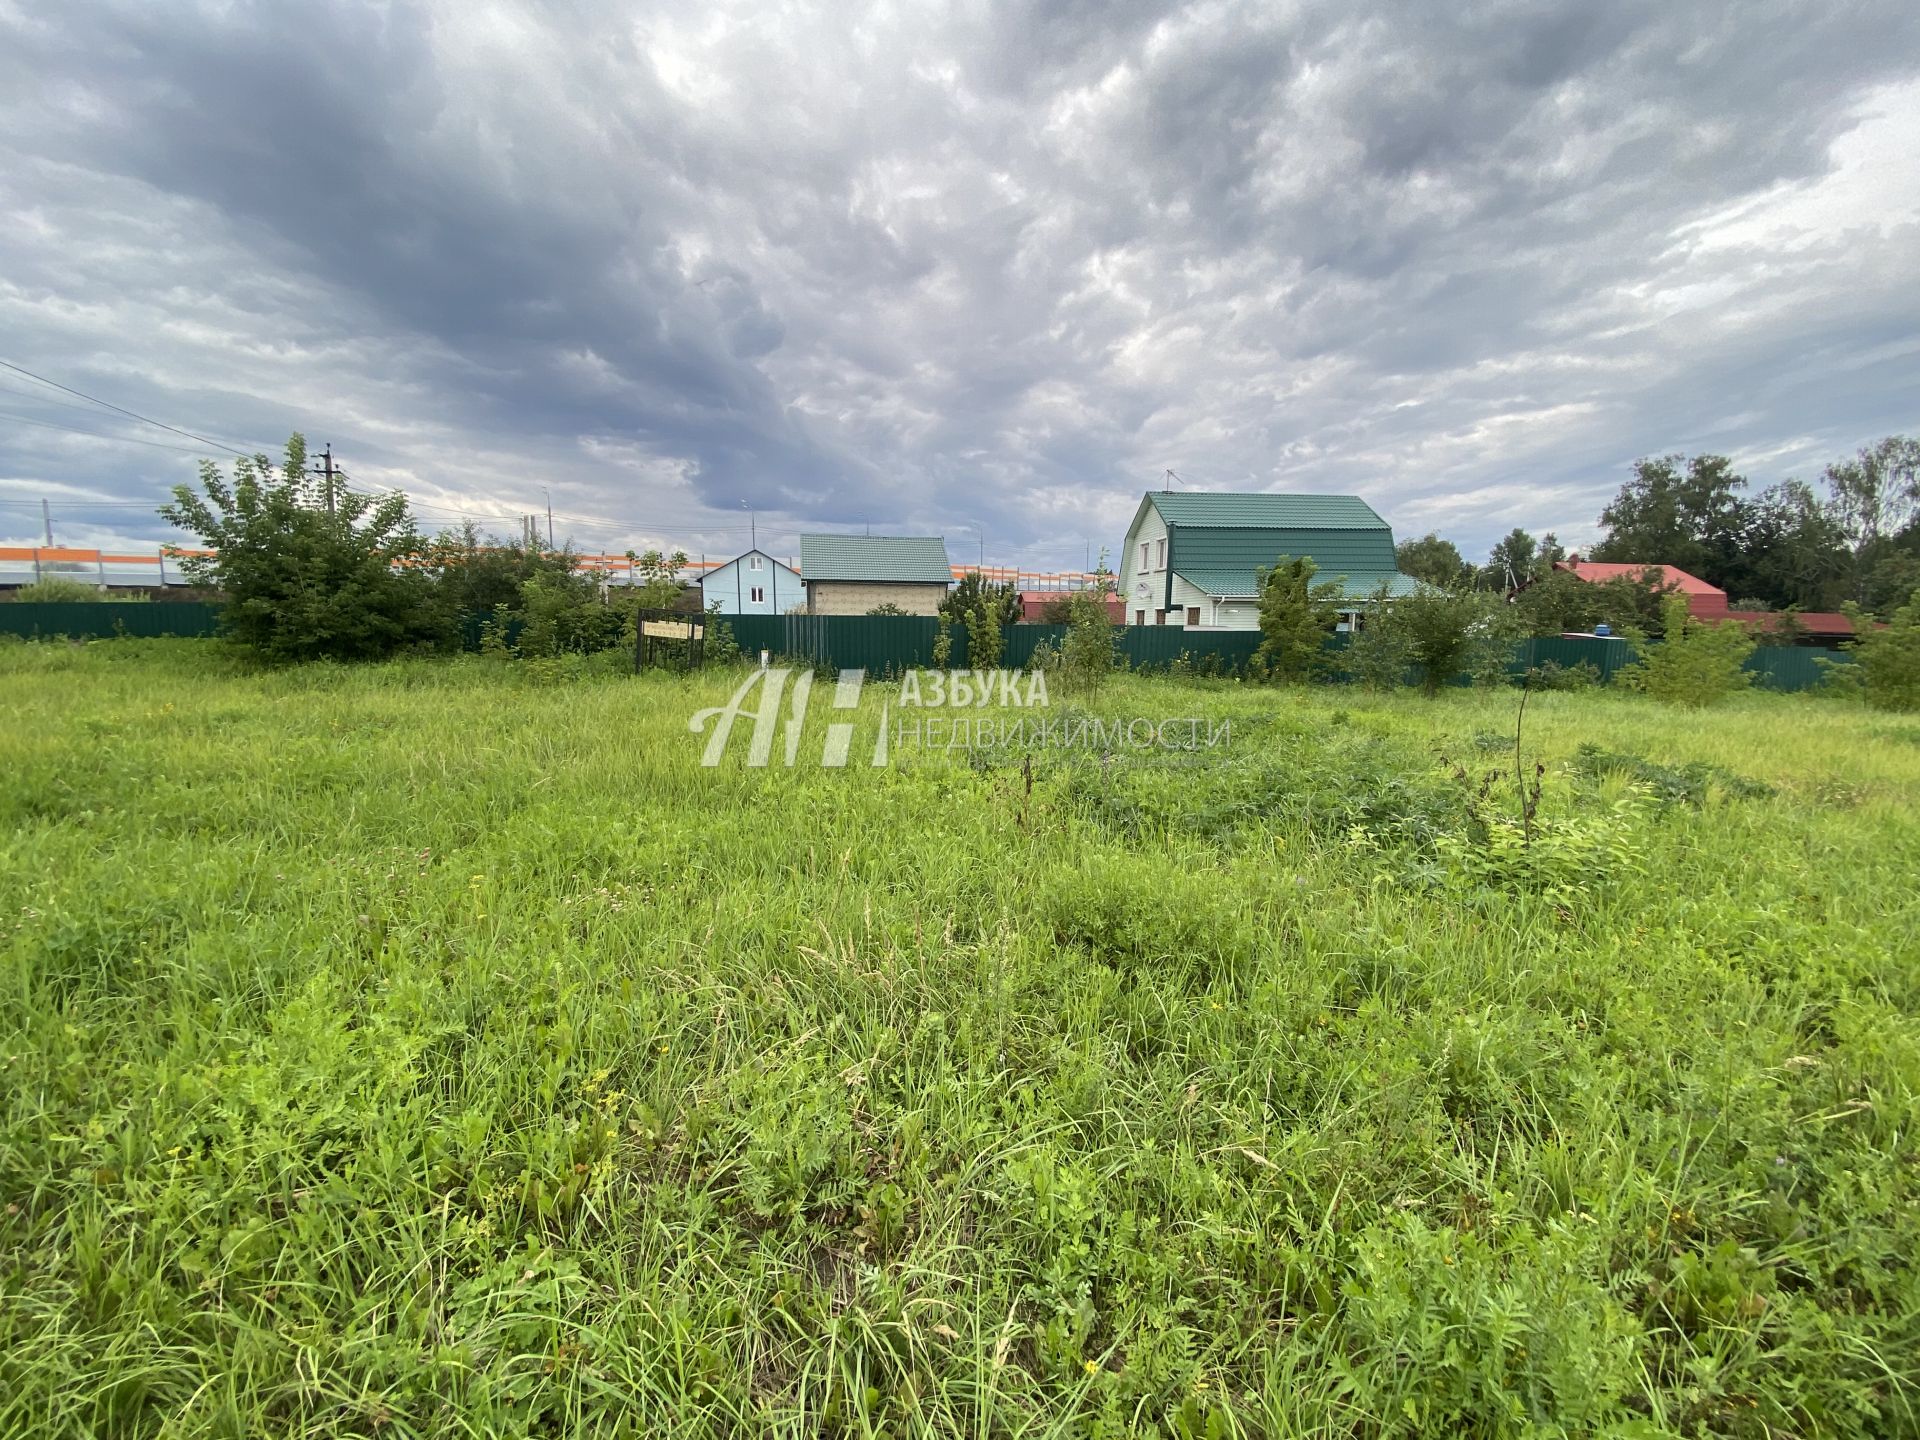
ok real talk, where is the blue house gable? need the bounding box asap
[700,549,801,615]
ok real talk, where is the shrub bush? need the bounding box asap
[1841,591,1920,711]
[1617,595,1754,707]
[10,578,133,603]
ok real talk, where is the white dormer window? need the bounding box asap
[749,554,763,571]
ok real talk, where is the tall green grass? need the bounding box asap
[1,641,1916,1437]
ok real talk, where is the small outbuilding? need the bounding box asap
[799,534,953,616]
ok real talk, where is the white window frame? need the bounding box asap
[1156,538,1166,568]
[749,554,763,571]
[751,586,765,603]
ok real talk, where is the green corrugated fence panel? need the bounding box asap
[0,601,1861,694]
[613,610,1862,690]
[1003,625,1067,668]
[1745,645,1848,692]
[721,614,964,672]
[1518,635,1637,681]
[458,612,526,650]
[0,601,224,638]
[1119,627,1262,672]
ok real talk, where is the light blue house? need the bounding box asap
[700,548,801,615]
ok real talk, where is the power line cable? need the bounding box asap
[0,498,170,508]
[0,359,266,458]
[0,379,176,423]
[0,409,230,455]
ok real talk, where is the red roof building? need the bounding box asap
[1019,589,1124,623]
[1554,559,1857,641]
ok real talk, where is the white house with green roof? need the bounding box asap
[1117,491,1420,631]
[799,534,953,616]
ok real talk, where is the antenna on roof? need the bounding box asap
[1164,468,1182,490]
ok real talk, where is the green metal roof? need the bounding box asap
[1174,523,1398,576]
[1147,491,1388,529]
[798,534,953,584]
[1175,567,1422,601]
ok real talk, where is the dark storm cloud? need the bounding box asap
[1,0,1917,565]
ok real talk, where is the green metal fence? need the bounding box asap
[727,614,955,674]
[718,617,1851,693]
[0,601,223,638]
[1743,645,1848,691]
[1121,626,1263,672]
[0,602,1856,694]
[1516,634,1638,682]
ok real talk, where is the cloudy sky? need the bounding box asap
[2,0,1917,571]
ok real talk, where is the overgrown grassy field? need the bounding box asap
[2,641,1917,1438]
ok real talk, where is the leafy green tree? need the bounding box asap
[1395,533,1472,589]
[1824,437,1920,559]
[517,568,623,657]
[866,602,910,616]
[703,602,741,666]
[1840,591,1920,711]
[158,433,437,662]
[1467,600,1526,688]
[1256,556,1340,682]
[965,602,1004,667]
[1590,454,1850,611]
[1863,549,1920,618]
[939,572,1019,629]
[1618,594,1754,707]
[1341,583,1411,691]
[1731,480,1849,612]
[1059,556,1118,695]
[1510,568,1672,639]
[1482,528,1543,591]
[1059,590,1117,694]
[1391,586,1493,696]
[1591,454,1747,581]
[427,521,576,620]
[940,572,1017,668]
[632,549,691,611]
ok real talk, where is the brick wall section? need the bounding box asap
[805,580,949,615]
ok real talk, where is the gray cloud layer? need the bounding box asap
[2,0,1917,566]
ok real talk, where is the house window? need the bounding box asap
[1156,538,1167,568]
[1155,609,1166,625]
[751,586,765,603]
[1187,606,1200,626]
[749,555,763,571]
[1135,609,1145,626]
[1139,542,1150,570]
